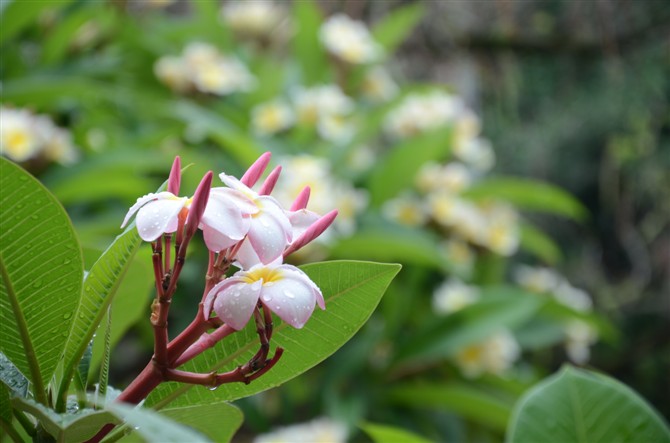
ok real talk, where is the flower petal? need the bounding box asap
[281,264,325,309]
[247,197,292,264]
[135,196,187,241]
[211,279,262,330]
[260,271,319,328]
[200,191,251,252]
[287,209,320,242]
[210,187,258,214]
[121,191,176,228]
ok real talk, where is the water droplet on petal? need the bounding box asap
[283,290,295,299]
[262,294,272,302]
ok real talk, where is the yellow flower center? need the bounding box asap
[242,267,283,285]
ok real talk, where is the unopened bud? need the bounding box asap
[240,152,272,187]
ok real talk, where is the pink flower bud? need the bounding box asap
[290,186,311,211]
[240,151,272,187]
[185,172,212,239]
[284,210,338,257]
[167,156,181,195]
[258,166,282,195]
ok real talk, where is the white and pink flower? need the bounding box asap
[204,262,325,330]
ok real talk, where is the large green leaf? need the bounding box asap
[463,177,588,221]
[58,222,143,409]
[0,158,83,404]
[12,396,118,443]
[387,383,513,431]
[106,403,209,443]
[88,249,153,381]
[145,261,401,408]
[506,366,670,443]
[360,422,432,443]
[393,286,541,369]
[160,401,243,443]
[368,126,453,206]
[372,3,425,53]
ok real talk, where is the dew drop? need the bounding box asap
[31,215,38,220]
[262,295,272,302]
[32,280,42,288]
[63,313,72,320]
[207,385,218,391]
[275,305,281,311]
[283,290,295,299]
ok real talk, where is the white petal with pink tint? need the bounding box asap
[261,268,323,328]
[247,196,292,264]
[134,195,188,241]
[209,278,262,330]
[121,192,177,228]
[200,190,252,252]
[287,209,320,242]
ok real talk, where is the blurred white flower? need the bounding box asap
[0,107,41,162]
[320,13,382,65]
[292,84,354,126]
[554,282,593,312]
[564,320,598,364]
[0,107,78,164]
[432,278,479,314]
[361,67,398,102]
[478,203,520,256]
[384,91,464,139]
[154,56,191,93]
[453,137,496,172]
[317,113,355,144]
[251,100,295,136]
[222,1,285,38]
[442,238,475,276]
[254,417,348,443]
[345,145,375,173]
[454,329,521,378]
[513,265,561,294]
[154,42,255,95]
[416,161,473,194]
[382,193,429,227]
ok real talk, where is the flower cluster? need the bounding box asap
[514,265,597,363]
[0,106,79,165]
[383,91,464,139]
[122,153,337,331]
[154,42,256,95]
[383,160,520,265]
[251,84,356,143]
[320,13,383,65]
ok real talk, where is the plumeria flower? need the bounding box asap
[120,192,190,241]
[204,262,325,330]
[201,173,292,263]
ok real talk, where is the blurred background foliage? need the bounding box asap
[1,0,668,441]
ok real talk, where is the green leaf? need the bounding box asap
[58,223,143,410]
[160,402,243,443]
[145,261,401,408]
[0,0,75,45]
[368,126,453,206]
[329,224,448,271]
[393,286,541,368]
[506,366,670,443]
[12,396,119,443]
[0,158,84,404]
[0,382,11,423]
[463,177,588,221]
[106,403,210,443]
[360,422,433,443]
[518,222,562,265]
[0,352,29,398]
[372,3,424,53]
[387,383,513,432]
[292,0,329,85]
[88,249,153,381]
